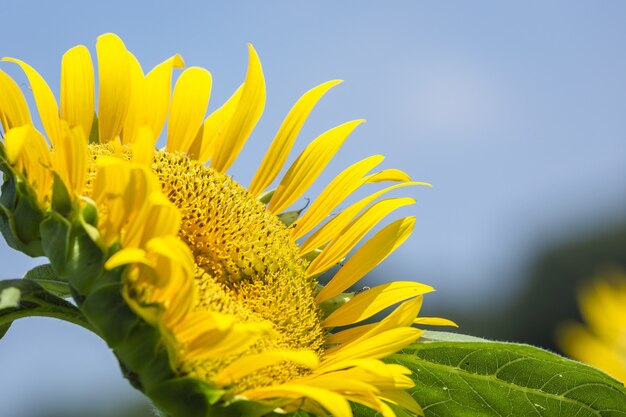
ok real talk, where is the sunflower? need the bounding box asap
[0,33,454,417]
[557,272,626,384]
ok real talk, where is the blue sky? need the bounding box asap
[1,2,625,416]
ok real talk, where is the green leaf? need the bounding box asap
[23,263,71,298]
[392,331,626,417]
[0,279,93,334]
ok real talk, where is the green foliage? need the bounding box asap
[389,331,626,417]
[24,263,71,298]
[0,279,92,338]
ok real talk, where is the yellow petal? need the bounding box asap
[0,68,32,131]
[242,384,352,417]
[4,126,52,205]
[291,155,384,240]
[143,54,184,139]
[324,327,423,363]
[60,45,94,138]
[366,168,412,183]
[268,120,364,214]
[120,52,146,144]
[414,317,459,327]
[306,197,415,277]
[131,126,156,166]
[210,44,265,172]
[248,80,342,196]
[54,123,87,195]
[299,182,426,255]
[323,281,434,328]
[105,248,150,270]
[97,33,131,142]
[213,350,319,385]
[167,67,212,153]
[380,390,423,416]
[317,217,415,303]
[3,57,61,146]
[326,297,423,346]
[187,85,243,163]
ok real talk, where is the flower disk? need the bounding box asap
[154,151,325,388]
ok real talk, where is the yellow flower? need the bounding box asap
[557,271,626,384]
[0,33,455,417]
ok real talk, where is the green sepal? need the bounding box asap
[0,204,42,257]
[51,172,72,216]
[79,280,140,347]
[80,197,99,227]
[301,248,323,263]
[64,229,106,294]
[277,210,300,227]
[0,163,44,256]
[319,291,354,318]
[40,212,71,274]
[257,189,275,205]
[23,263,71,298]
[391,331,626,417]
[148,378,226,417]
[0,279,93,336]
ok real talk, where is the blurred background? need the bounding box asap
[1,1,625,416]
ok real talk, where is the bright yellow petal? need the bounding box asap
[120,52,146,144]
[54,123,87,195]
[4,126,52,205]
[268,120,364,214]
[413,317,458,327]
[60,45,94,137]
[306,197,415,277]
[242,384,352,417]
[366,169,412,183]
[167,67,212,153]
[248,80,342,196]
[105,248,150,270]
[3,57,61,146]
[317,217,415,303]
[131,126,156,166]
[143,54,184,139]
[380,390,423,416]
[214,350,319,385]
[323,282,434,328]
[291,155,384,240]
[187,85,243,163]
[299,182,426,255]
[326,297,423,346]
[97,33,131,143]
[0,68,32,131]
[210,44,266,172]
[324,327,423,363]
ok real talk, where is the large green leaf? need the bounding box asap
[0,279,93,337]
[390,331,626,417]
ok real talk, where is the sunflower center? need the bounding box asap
[87,145,326,390]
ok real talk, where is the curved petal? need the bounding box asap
[248,79,342,196]
[0,69,31,131]
[210,44,265,172]
[167,67,212,153]
[268,120,364,214]
[61,45,94,137]
[3,57,60,146]
[97,33,131,142]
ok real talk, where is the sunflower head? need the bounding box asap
[557,270,626,384]
[0,33,454,417]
